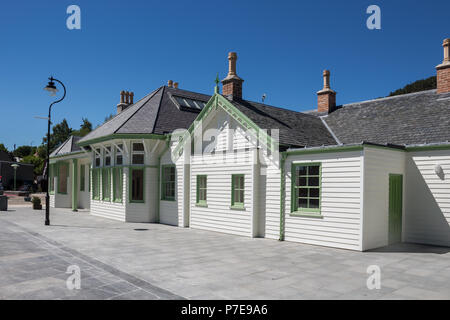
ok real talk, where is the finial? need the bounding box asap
[214,73,220,94]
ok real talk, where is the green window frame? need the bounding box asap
[130,167,145,203]
[80,164,85,192]
[161,165,175,201]
[231,174,245,209]
[102,168,111,201]
[291,162,322,214]
[49,164,55,194]
[196,175,207,206]
[113,167,123,203]
[92,168,100,200]
[57,162,69,194]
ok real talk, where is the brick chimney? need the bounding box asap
[173,82,179,89]
[116,90,134,114]
[221,52,244,100]
[436,38,450,94]
[317,70,336,113]
[168,80,173,88]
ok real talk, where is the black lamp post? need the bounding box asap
[43,77,66,226]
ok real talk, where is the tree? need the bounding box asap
[42,118,73,152]
[21,155,44,176]
[104,114,114,124]
[13,145,34,158]
[0,143,8,153]
[389,76,437,97]
[72,118,92,137]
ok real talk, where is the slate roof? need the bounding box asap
[50,136,82,157]
[229,100,336,147]
[324,90,450,145]
[79,86,335,147]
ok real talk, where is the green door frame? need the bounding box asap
[388,174,403,244]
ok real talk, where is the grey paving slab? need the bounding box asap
[1,206,450,299]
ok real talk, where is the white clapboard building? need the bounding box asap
[49,39,450,251]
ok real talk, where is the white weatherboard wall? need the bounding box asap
[262,153,281,240]
[284,150,363,251]
[189,108,254,237]
[362,147,405,250]
[404,150,450,247]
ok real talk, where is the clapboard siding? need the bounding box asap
[264,155,282,240]
[404,150,450,247]
[190,151,253,237]
[362,147,405,250]
[284,151,363,250]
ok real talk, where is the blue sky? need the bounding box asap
[1,0,449,150]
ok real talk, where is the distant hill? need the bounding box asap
[388,76,436,97]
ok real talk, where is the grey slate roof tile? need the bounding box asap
[324,90,450,145]
[50,136,82,157]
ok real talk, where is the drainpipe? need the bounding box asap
[156,137,171,223]
[279,151,287,241]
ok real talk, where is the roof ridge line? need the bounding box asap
[114,86,163,134]
[150,86,166,134]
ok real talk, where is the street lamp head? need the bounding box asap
[44,78,58,96]
[11,163,19,169]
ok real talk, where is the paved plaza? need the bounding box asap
[0,206,449,299]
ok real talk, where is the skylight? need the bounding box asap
[173,95,207,111]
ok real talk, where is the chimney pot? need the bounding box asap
[221,52,244,100]
[168,80,173,88]
[317,69,336,113]
[436,38,450,94]
[173,82,179,89]
[129,92,134,104]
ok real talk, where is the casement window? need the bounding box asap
[102,168,111,201]
[132,143,145,165]
[292,163,321,213]
[115,144,123,165]
[161,165,175,201]
[104,146,112,166]
[130,168,144,202]
[231,174,245,208]
[113,167,123,203]
[49,164,55,193]
[92,168,100,200]
[57,162,69,194]
[196,175,207,205]
[94,148,101,167]
[80,164,85,192]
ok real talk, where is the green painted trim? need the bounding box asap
[102,168,111,202]
[291,162,322,214]
[77,133,166,147]
[196,175,207,205]
[161,164,176,201]
[289,212,324,219]
[92,168,101,200]
[71,159,78,211]
[195,203,208,208]
[129,167,145,203]
[113,167,123,203]
[230,205,246,211]
[287,145,363,156]
[279,152,287,241]
[172,93,278,160]
[405,144,450,152]
[231,174,245,207]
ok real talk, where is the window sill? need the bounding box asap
[130,200,145,204]
[195,203,208,208]
[230,205,246,211]
[113,200,123,204]
[290,212,323,218]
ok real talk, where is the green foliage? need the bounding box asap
[72,118,93,137]
[42,118,73,151]
[0,143,8,153]
[21,155,44,175]
[13,145,34,158]
[32,196,41,205]
[388,76,437,97]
